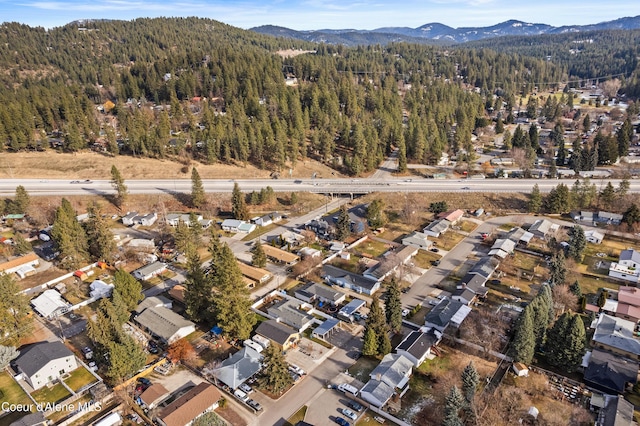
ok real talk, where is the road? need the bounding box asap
[370,148,398,180]
[2,177,639,197]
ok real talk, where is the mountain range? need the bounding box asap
[251,15,640,45]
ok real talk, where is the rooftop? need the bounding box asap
[322,264,380,291]
[592,314,640,356]
[158,382,221,426]
[256,319,298,345]
[15,341,74,377]
[135,306,194,342]
[396,331,439,360]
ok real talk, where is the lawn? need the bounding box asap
[31,382,71,404]
[63,367,97,392]
[241,223,279,241]
[458,220,478,233]
[407,304,430,324]
[355,239,391,258]
[412,250,440,269]
[348,356,380,382]
[0,371,32,409]
[285,405,308,426]
[434,231,465,251]
[331,255,363,274]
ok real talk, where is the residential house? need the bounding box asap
[584,349,638,394]
[469,256,500,279]
[255,319,300,351]
[140,383,169,409]
[123,212,158,227]
[572,211,595,223]
[221,219,243,232]
[597,211,624,226]
[237,222,256,233]
[267,298,315,332]
[9,412,47,426]
[278,230,305,247]
[122,211,139,226]
[505,227,534,246]
[298,247,322,259]
[127,238,156,252]
[615,286,640,322]
[253,212,283,227]
[452,273,488,305]
[360,353,413,407]
[31,289,70,319]
[592,314,640,360]
[89,280,114,299]
[156,382,221,426]
[330,205,366,234]
[132,261,167,281]
[488,239,516,259]
[135,305,196,344]
[437,209,465,225]
[424,297,472,333]
[305,219,331,239]
[213,346,263,389]
[528,219,555,239]
[33,241,59,262]
[15,341,78,390]
[596,394,634,426]
[134,296,173,315]
[401,231,433,250]
[395,330,441,367]
[166,213,202,227]
[609,249,640,284]
[363,245,418,282]
[422,219,451,238]
[337,298,366,323]
[585,230,605,244]
[322,265,381,295]
[294,282,346,305]
[237,262,272,285]
[0,252,40,276]
[262,245,300,266]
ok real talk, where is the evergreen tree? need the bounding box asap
[546,312,586,372]
[549,251,567,285]
[461,361,480,403]
[190,167,206,209]
[617,178,630,197]
[0,274,33,345]
[366,199,388,229]
[600,182,616,209]
[261,344,293,394]
[290,192,298,205]
[529,297,549,348]
[567,225,587,261]
[110,165,128,208]
[569,280,582,298]
[528,184,542,213]
[362,327,378,356]
[210,243,256,339]
[12,233,31,255]
[252,242,267,268]
[429,201,448,214]
[106,334,146,383]
[539,284,555,325]
[443,386,464,426]
[113,268,142,311]
[623,203,640,227]
[512,306,535,364]
[184,245,214,323]
[335,205,351,241]
[385,278,403,333]
[6,185,30,214]
[231,182,249,221]
[51,198,89,270]
[84,202,116,263]
[0,345,19,369]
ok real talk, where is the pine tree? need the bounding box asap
[623,204,640,227]
[528,184,542,213]
[461,361,480,403]
[184,245,214,323]
[362,327,378,356]
[7,185,30,214]
[567,225,586,261]
[190,167,206,209]
[290,192,298,206]
[252,242,267,268]
[443,386,464,426]
[335,205,351,241]
[113,268,142,311]
[12,233,31,255]
[366,199,388,229]
[600,182,616,209]
[378,332,392,356]
[385,278,402,333]
[0,275,33,346]
[539,284,555,325]
[231,182,249,220]
[210,243,256,339]
[512,305,535,364]
[529,297,549,348]
[598,289,608,308]
[546,312,586,372]
[85,202,116,263]
[110,165,128,208]
[549,251,566,285]
[51,198,88,270]
[261,344,293,394]
[106,334,146,383]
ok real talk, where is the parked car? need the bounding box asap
[239,383,253,394]
[137,377,152,387]
[347,401,363,412]
[432,259,441,266]
[402,308,410,317]
[334,417,350,426]
[341,408,358,421]
[247,399,263,411]
[430,247,439,253]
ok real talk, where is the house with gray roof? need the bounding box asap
[255,319,300,351]
[9,412,47,426]
[15,341,78,390]
[469,256,500,279]
[584,349,638,394]
[596,394,634,426]
[422,219,451,238]
[424,297,472,333]
[489,239,516,259]
[360,353,413,408]
[294,282,346,305]
[134,306,195,344]
[322,265,381,295]
[401,231,433,250]
[359,379,395,408]
[505,227,534,245]
[135,295,172,315]
[267,298,315,332]
[528,219,554,239]
[592,314,640,360]
[132,261,167,281]
[453,273,489,305]
[363,245,418,282]
[395,330,441,367]
[609,249,640,284]
[212,346,262,389]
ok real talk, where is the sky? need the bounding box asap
[3,0,640,30]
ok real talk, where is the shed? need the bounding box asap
[312,318,340,340]
[512,362,529,377]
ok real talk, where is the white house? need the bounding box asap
[395,330,441,367]
[132,261,167,281]
[15,341,78,390]
[423,219,450,238]
[585,230,605,244]
[89,280,114,299]
[221,219,243,232]
[401,231,433,250]
[609,249,640,284]
[0,252,40,276]
[31,289,70,319]
[360,353,413,407]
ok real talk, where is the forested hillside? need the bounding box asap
[0,17,579,175]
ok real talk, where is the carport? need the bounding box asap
[313,318,340,340]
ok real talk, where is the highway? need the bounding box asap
[1,177,638,196]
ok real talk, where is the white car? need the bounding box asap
[341,408,358,421]
[402,308,410,317]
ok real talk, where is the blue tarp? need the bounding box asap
[211,325,223,335]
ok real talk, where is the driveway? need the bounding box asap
[304,386,365,426]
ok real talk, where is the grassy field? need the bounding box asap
[348,356,380,382]
[412,250,441,269]
[285,405,308,426]
[458,220,478,233]
[31,383,71,405]
[355,239,391,258]
[434,231,466,251]
[242,223,279,241]
[63,367,97,392]
[0,371,33,408]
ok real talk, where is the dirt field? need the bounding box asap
[0,151,345,180]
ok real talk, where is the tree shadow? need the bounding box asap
[156,187,191,208]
